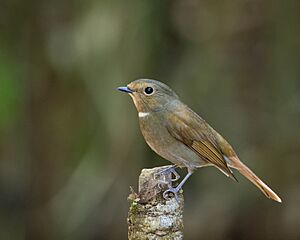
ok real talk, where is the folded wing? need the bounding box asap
[165,106,237,180]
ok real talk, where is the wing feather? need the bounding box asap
[165,105,236,180]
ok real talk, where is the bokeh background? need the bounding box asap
[0,0,299,239]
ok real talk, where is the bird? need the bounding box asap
[117,79,282,203]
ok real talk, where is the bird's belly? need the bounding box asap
[139,117,205,169]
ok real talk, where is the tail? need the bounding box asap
[228,156,282,203]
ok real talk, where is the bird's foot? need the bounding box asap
[163,186,181,202]
[157,180,170,189]
[154,165,180,182]
[162,171,193,202]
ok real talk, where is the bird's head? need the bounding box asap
[118,79,179,113]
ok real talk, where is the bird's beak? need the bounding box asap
[117,86,134,93]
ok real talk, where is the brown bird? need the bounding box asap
[118,79,282,202]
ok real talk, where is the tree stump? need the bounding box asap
[127,165,184,240]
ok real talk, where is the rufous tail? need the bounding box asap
[228,156,282,203]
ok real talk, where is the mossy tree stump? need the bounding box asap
[127,165,184,240]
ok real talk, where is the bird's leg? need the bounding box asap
[163,170,193,201]
[154,165,180,182]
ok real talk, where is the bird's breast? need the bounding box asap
[138,111,205,168]
[138,112,172,156]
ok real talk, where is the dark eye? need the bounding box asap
[144,87,154,95]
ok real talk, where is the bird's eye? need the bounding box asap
[144,87,154,95]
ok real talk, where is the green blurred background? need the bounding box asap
[0,0,299,239]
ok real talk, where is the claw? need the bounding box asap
[163,187,179,202]
[162,171,193,202]
[157,179,169,189]
[171,170,180,182]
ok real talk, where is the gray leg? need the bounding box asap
[163,170,193,201]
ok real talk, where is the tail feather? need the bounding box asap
[228,156,282,203]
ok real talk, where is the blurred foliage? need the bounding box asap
[0,0,299,239]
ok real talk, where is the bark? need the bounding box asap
[128,165,184,240]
